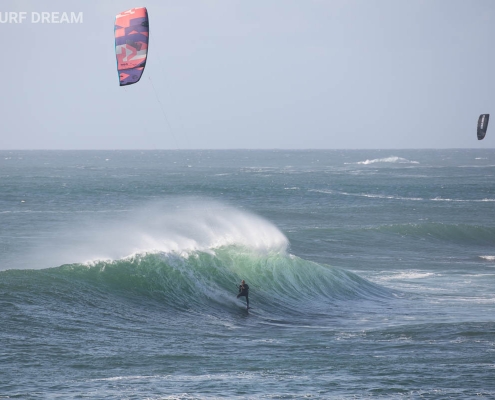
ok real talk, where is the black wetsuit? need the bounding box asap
[237,283,249,308]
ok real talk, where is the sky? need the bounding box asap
[1,0,494,149]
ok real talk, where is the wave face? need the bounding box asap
[2,246,390,320]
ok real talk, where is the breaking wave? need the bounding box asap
[0,199,392,317]
[346,156,419,165]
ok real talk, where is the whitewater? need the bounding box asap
[1,149,495,399]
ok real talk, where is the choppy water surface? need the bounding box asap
[1,150,494,398]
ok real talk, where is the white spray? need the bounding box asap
[22,198,289,269]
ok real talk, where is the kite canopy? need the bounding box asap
[477,114,489,140]
[114,7,149,86]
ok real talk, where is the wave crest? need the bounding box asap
[21,199,289,269]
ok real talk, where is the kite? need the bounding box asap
[477,114,489,140]
[114,7,149,86]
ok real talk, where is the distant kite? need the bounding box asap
[477,114,489,140]
[114,7,149,86]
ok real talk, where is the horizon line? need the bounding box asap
[0,148,493,151]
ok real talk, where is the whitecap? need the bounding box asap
[345,156,419,165]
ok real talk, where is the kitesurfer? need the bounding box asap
[237,280,250,309]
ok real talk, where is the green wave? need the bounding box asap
[1,246,392,316]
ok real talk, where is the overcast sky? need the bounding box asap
[1,0,494,149]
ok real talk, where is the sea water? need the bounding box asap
[1,149,494,398]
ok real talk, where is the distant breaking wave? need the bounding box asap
[346,156,419,165]
[309,189,423,201]
[309,189,495,203]
[431,197,495,202]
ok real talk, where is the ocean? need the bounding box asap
[0,149,494,399]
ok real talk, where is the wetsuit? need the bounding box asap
[237,283,249,308]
